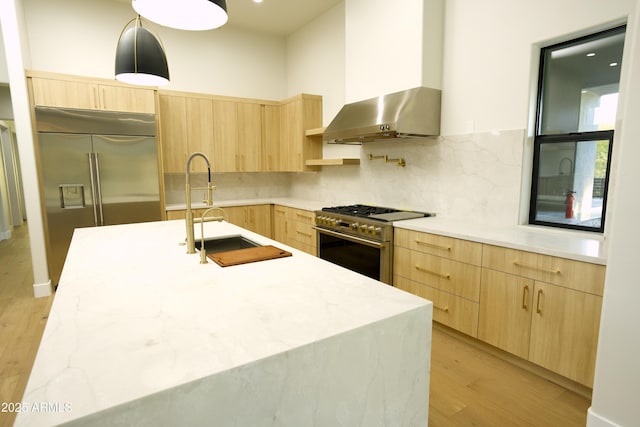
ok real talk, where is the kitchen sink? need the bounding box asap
[194,235,262,254]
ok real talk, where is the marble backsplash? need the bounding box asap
[164,129,526,228]
[164,172,291,205]
[290,129,526,227]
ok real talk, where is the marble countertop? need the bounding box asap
[394,217,607,264]
[165,197,325,213]
[166,197,606,264]
[16,220,430,426]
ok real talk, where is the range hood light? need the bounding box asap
[132,0,228,31]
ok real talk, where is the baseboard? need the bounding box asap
[587,407,620,427]
[0,229,11,241]
[33,280,52,298]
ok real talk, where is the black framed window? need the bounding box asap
[529,26,626,232]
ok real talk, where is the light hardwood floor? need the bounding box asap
[0,225,53,427]
[0,224,590,426]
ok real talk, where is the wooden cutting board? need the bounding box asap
[207,245,292,267]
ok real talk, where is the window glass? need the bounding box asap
[538,28,625,135]
[533,135,612,230]
[530,26,625,232]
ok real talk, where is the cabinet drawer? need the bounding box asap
[290,208,315,225]
[395,275,479,337]
[394,246,481,301]
[394,228,482,266]
[293,221,316,247]
[482,245,605,295]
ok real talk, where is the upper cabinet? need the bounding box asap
[279,94,322,172]
[157,90,323,174]
[28,71,156,114]
[158,94,188,174]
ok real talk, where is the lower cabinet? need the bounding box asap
[478,269,602,387]
[222,205,272,238]
[394,229,605,388]
[273,205,316,256]
[165,204,272,238]
[393,231,482,337]
[166,204,316,254]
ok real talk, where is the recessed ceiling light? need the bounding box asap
[253,0,263,3]
[610,62,619,67]
[586,52,596,57]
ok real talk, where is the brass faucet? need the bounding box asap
[198,207,227,264]
[185,152,220,254]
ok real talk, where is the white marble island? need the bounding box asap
[17,220,432,426]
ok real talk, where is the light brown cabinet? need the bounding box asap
[262,105,281,171]
[393,229,482,337]
[159,94,188,174]
[166,204,271,238]
[157,90,321,174]
[394,228,606,387]
[278,94,323,172]
[273,205,316,255]
[30,74,155,113]
[479,245,605,387]
[222,205,272,238]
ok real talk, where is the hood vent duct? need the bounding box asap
[323,86,441,144]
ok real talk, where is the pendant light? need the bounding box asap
[132,0,228,31]
[115,16,170,86]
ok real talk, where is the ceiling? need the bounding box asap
[114,0,343,36]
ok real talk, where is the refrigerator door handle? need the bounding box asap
[93,152,105,226]
[88,153,99,225]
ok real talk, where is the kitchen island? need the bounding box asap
[16,220,432,426]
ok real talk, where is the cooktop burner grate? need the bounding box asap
[321,204,402,218]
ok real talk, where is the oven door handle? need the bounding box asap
[312,226,386,249]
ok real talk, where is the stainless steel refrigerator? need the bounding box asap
[36,107,162,284]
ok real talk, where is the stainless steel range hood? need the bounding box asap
[323,86,441,144]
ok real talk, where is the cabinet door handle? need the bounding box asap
[513,260,560,275]
[415,265,451,279]
[536,289,543,314]
[296,213,312,220]
[415,240,451,251]
[522,285,529,310]
[434,304,449,313]
[296,230,312,237]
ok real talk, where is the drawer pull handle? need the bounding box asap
[296,231,312,237]
[513,260,560,275]
[536,289,543,314]
[415,265,451,279]
[434,304,449,313]
[296,213,312,220]
[522,285,529,310]
[415,240,451,251]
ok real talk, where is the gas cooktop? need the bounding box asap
[320,204,434,222]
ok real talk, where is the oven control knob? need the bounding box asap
[367,226,376,234]
[374,227,382,236]
[359,224,367,233]
[350,222,358,231]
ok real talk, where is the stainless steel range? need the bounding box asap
[313,204,434,284]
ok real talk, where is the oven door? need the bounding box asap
[313,226,392,284]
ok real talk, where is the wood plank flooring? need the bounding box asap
[0,225,53,427]
[0,224,590,426]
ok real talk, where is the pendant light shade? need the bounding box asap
[115,16,170,86]
[132,0,228,31]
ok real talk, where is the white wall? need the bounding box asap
[0,0,51,297]
[22,0,288,99]
[588,3,640,425]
